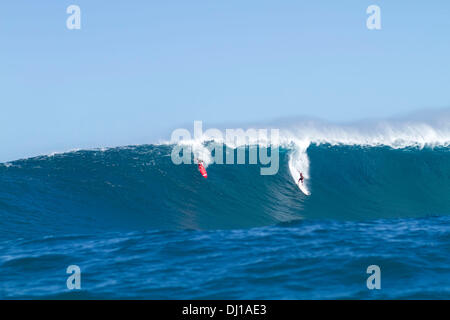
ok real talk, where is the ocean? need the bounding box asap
[0,141,449,299]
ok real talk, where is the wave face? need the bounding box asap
[1,144,449,240]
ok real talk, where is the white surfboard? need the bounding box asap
[288,157,311,196]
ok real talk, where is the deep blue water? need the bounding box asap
[0,145,449,299]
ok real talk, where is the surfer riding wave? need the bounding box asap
[298,171,304,185]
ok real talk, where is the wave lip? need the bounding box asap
[160,109,450,150]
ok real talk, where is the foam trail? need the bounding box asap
[288,141,311,195]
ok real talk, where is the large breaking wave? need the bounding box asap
[1,112,449,299]
[1,128,449,240]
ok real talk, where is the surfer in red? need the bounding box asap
[197,160,208,179]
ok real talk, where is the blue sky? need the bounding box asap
[1,1,449,161]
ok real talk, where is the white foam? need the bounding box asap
[288,143,311,195]
[167,114,450,149]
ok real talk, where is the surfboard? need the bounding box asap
[288,158,310,195]
[198,162,208,179]
[296,179,310,195]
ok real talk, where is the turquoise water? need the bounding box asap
[0,145,449,299]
